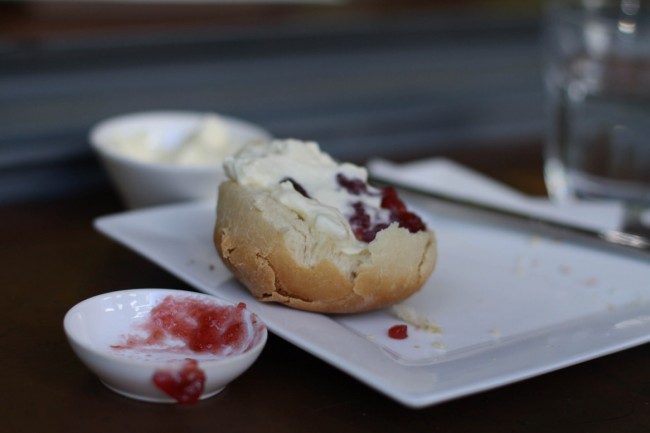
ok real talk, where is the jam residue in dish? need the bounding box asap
[387,324,409,340]
[112,296,264,356]
[111,295,265,404]
[152,358,205,405]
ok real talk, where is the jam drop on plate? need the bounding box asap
[388,324,409,340]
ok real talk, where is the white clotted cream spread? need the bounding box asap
[109,114,241,166]
[224,139,392,254]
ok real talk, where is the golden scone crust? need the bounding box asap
[214,180,437,313]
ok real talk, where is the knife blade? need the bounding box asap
[370,174,650,260]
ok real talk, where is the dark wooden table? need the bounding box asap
[4,143,650,433]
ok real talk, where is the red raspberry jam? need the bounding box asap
[152,359,205,405]
[380,187,427,234]
[336,173,370,195]
[276,172,427,243]
[388,324,409,340]
[337,174,427,242]
[349,201,390,243]
[112,296,263,356]
[281,177,310,198]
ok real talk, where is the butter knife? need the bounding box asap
[370,175,650,259]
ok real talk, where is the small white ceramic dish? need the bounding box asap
[64,288,267,403]
[90,111,271,208]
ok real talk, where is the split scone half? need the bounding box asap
[214,139,437,313]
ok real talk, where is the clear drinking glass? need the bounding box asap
[543,0,650,227]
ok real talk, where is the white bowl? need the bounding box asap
[64,289,267,403]
[90,111,271,208]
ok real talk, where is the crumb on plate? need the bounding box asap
[391,305,442,334]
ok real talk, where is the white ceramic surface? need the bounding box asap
[90,111,271,208]
[64,288,267,403]
[93,159,650,408]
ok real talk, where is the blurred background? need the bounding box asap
[0,0,544,204]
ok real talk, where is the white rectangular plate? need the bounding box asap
[95,197,650,408]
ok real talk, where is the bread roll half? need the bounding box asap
[214,180,437,313]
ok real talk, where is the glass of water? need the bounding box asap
[543,0,650,220]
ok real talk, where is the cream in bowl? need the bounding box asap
[63,289,267,404]
[90,111,271,208]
